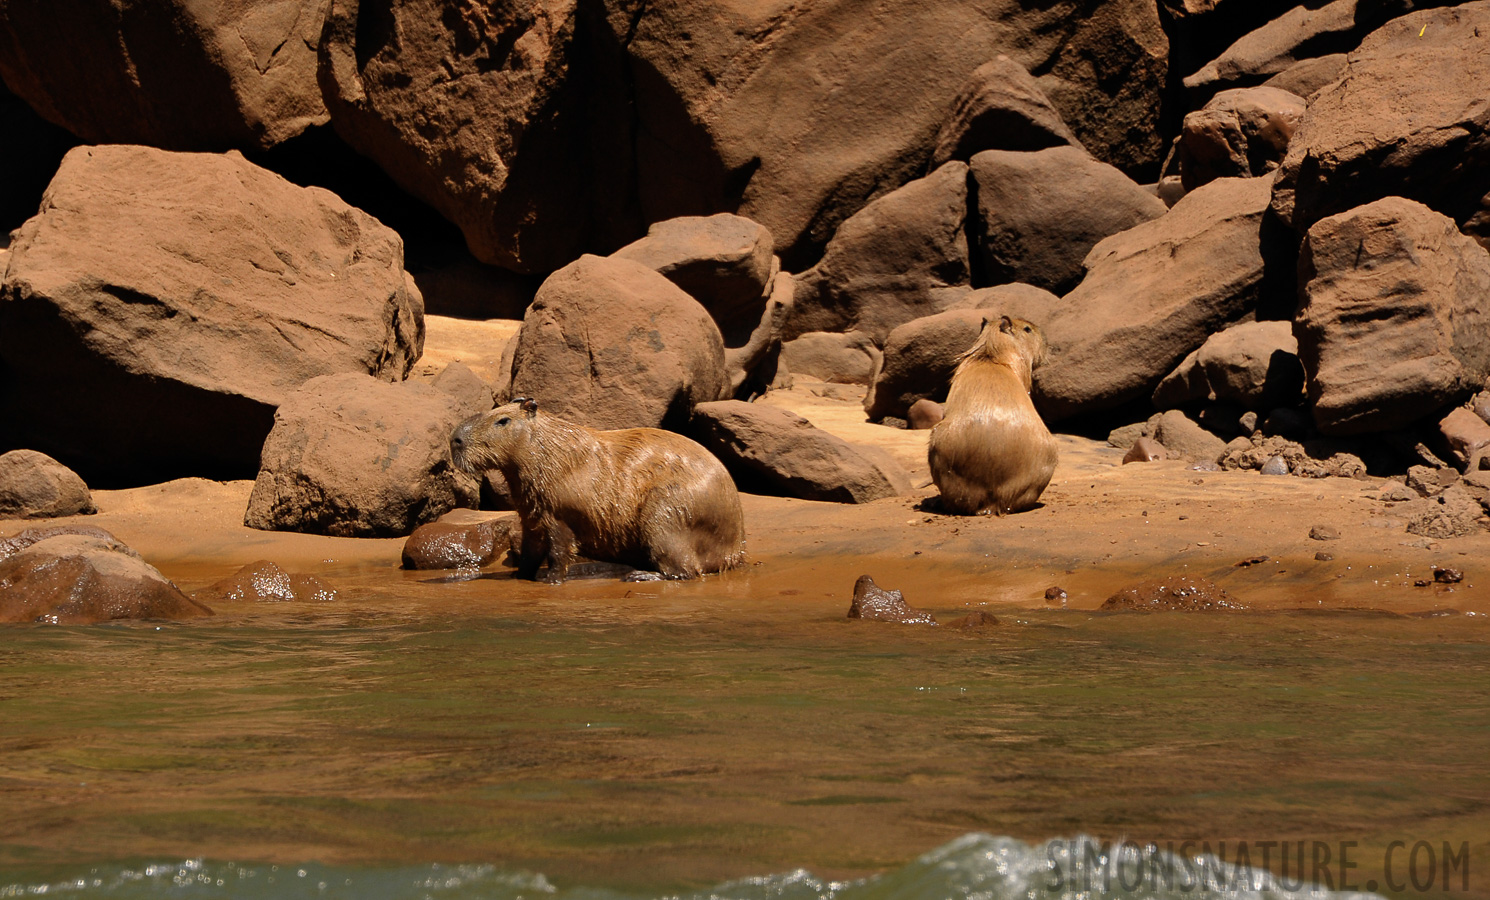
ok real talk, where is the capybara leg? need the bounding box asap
[516,522,548,580]
[647,532,702,580]
[542,520,579,585]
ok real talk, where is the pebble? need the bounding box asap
[1259,456,1289,476]
[1309,524,1340,541]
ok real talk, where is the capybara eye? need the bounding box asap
[497,417,510,426]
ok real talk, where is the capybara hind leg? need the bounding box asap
[647,532,703,580]
[516,521,548,580]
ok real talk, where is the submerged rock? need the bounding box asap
[847,575,937,625]
[402,517,516,570]
[195,560,337,604]
[1101,576,1248,611]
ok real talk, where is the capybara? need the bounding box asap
[450,398,746,583]
[927,316,1058,515]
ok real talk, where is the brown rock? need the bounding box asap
[954,610,1002,628]
[1153,410,1228,463]
[1433,565,1464,584]
[780,332,882,387]
[784,162,970,343]
[691,401,910,504]
[1262,53,1348,99]
[1177,87,1306,190]
[847,575,937,625]
[1309,523,1340,540]
[1405,485,1484,539]
[1014,176,1273,421]
[0,449,94,518]
[1123,436,1168,464]
[0,531,212,624]
[0,145,424,484]
[611,214,776,346]
[969,146,1167,293]
[195,560,337,604]
[1219,434,1365,478]
[1101,575,1248,611]
[1043,585,1068,606]
[907,400,945,431]
[0,0,328,149]
[1406,465,1459,497]
[428,362,495,419]
[928,55,1083,168]
[1440,407,1490,471]
[1155,320,1304,410]
[401,517,515,570]
[1271,3,1490,236]
[508,255,729,431]
[1182,0,1361,89]
[1297,198,1490,435]
[864,310,986,422]
[245,374,480,538]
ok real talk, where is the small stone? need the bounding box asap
[907,398,945,430]
[1234,555,1268,567]
[1043,586,1068,606]
[1309,524,1340,541]
[1433,566,1464,584]
[1259,455,1290,476]
[1315,551,1334,561]
[1123,437,1167,464]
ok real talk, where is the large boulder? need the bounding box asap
[610,214,775,345]
[1182,0,1361,90]
[1271,3,1490,237]
[784,162,970,343]
[0,0,328,150]
[1008,176,1274,421]
[864,310,987,422]
[0,526,212,624]
[0,449,94,519]
[1153,320,1305,409]
[928,55,1083,169]
[690,401,910,503]
[244,374,482,537]
[1177,86,1306,190]
[779,332,881,386]
[0,145,424,485]
[507,255,729,431]
[969,146,1168,293]
[1296,197,1490,435]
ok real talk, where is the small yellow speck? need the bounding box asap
[1419,24,1427,36]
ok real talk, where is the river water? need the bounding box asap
[3,565,1487,899]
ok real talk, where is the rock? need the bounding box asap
[1262,53,1348,98]
[954,610,1002,628]
[1153,410,1227,463]
[0,449,94,518]
[1380,482,1418,502]
[1123,436,1169,464]
[244,374,480,538]
[620,0,1169,267]
[1182,0,1361,90]
[1404,485,1483,539]
[725,272,795,398]
[1433,565,1464,584]
[1271,3,1490,236]
[1110,413,1163,451]
[1197,404,1256,440]
[194,560,337,604]
[1258,455,1289,475]
[611,214,776,345]
[0,523,118,559]
[969,146,1167,294]
[907,400,945,431]
[1297,198,1490,435]
[864,309,985,421]
[428,362,495,419]
[779,332,882,386]
[508,255,729,431]
[1043,586,1068,606]
[1315,551,1335,561]
[1177,87,1306,190]
[928,55,1083,169]
[1014,176,1274,421]
[401,516,515,570]
[0,528,212,624]
[784,162,970,342]
[1309,523,1340,540]
[1220,434,1365,477]
[691,401,910,504]
[0,145,424,484]
[1100,575,1248,611]
[1440,407,1490,471]
[1406,465,1459,497]
[847,575,937,625]
[1155,320,1305,411]
[0,0,328,149]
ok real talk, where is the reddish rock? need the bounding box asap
[1123,436,1168,464]
[864,310,987,422]
[0,145,424,484]
[245,374,481,538]
[0,530,212,624]
[195,560,337,604]
[969,146,1167,293]
[401,516,515,570]
[847,575,937,625]
[0,450,94,519]
[1182,0,1360,89]
[691,401,910,504]
[1404,485,1483,539]
[1441,407,1490,471]
[508,255,729,431]
[1154,320,1304,410]
[1297,198,1490,435]
[611,214,776,346]
[928,55,1083,168]
[1101,575,1248,611]
[1262,53,1348,99]
[1271,3,1490,236]
[785,162,970,343]
[1178,87,1306,190]
[1153,410,1228,463]
[0,0,328,149]
[907,400,945,431]
[779,332,882,387]
[725,272,795,397]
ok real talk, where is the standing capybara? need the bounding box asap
[927,316,1058,515]
[450,398,746,583]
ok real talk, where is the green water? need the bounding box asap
[2,598,1488,898]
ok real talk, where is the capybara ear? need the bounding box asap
[999,315,1014,334]
[521,398,539,415]
[980,316,991,331]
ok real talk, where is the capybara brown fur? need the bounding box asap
[928,316,1058,515]
[450,398,746,583]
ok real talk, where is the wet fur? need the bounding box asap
[928,316,1058,516]
[450,400,746,583]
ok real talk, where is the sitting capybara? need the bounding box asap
[927,316,1058,515]
[450,398,746,583]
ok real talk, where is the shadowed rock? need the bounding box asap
[1177,87,1305,189]
[929,55,1083,168]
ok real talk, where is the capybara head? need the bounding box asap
[451,397,540,474]
[964,315,1049,369]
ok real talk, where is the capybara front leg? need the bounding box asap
[516,518,548,580]
[542,519,579,585]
